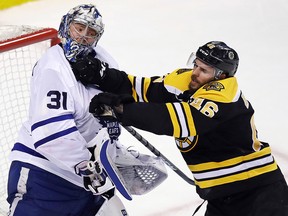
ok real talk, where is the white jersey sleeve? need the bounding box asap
[94,45,119,69]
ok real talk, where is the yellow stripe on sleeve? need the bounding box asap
[142,77,151,102]
[127,74,138,101]
[189,147,272,171]
[166,103,181,137]
[195,161,278,188]
[181,102,197,136]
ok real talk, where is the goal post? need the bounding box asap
[0,25,60,215]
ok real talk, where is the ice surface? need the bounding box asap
[0,0,287,215]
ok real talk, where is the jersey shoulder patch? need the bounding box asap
[203,81,225,91]
[194,77,240,103]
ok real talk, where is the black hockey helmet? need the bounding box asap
[196,41,239,77]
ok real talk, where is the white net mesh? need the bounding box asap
[117,160,168,195]
[0,25,58,215]
[0,25,43,41]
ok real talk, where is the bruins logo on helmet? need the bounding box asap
[203,81,224,91]
[175,136,198,152]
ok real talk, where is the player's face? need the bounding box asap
[189,59,216,91]
[69,22,98,46]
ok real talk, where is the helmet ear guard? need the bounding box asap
[214,68,224,80]
[195,41,239,77]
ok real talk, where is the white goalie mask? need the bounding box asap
[58,4,104,62]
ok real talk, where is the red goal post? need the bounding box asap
[0,27,60,52]
[0,25,60,215]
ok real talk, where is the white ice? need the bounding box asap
[0,0,287,215]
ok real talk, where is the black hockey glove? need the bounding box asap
[71,55,108,85]
[89,92,134,118]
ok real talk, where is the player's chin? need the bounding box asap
[189,81,200,91]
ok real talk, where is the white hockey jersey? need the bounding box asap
[9,44,118,187]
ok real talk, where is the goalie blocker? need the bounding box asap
[93,128,168,201]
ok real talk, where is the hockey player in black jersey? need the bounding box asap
[72,41,288,216]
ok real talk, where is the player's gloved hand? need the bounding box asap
[89,93,134,117]
[75,160,114,195]
[71,55,108,85]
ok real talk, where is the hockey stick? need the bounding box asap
[123,126,195,186]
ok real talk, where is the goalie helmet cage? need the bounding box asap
[0,25,60,215]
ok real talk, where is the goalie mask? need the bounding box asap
[58,4,104,62]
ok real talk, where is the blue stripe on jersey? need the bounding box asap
[12,142,47,159]
[100,139,132,200]
[31,114,74,131]
[34,126,78,148]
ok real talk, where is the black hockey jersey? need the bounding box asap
[100,68,284,200]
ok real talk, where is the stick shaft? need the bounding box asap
[123,126,195,186]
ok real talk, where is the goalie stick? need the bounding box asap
[123,126,195,186]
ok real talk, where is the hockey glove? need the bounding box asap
[75,160,114,195]
[89,92,134,118]
[71,55,108,85]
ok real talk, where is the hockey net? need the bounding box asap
[0,25,60,215]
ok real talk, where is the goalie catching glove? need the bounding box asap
[92,128,168,200]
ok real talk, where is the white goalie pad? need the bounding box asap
[94,128,168,200]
